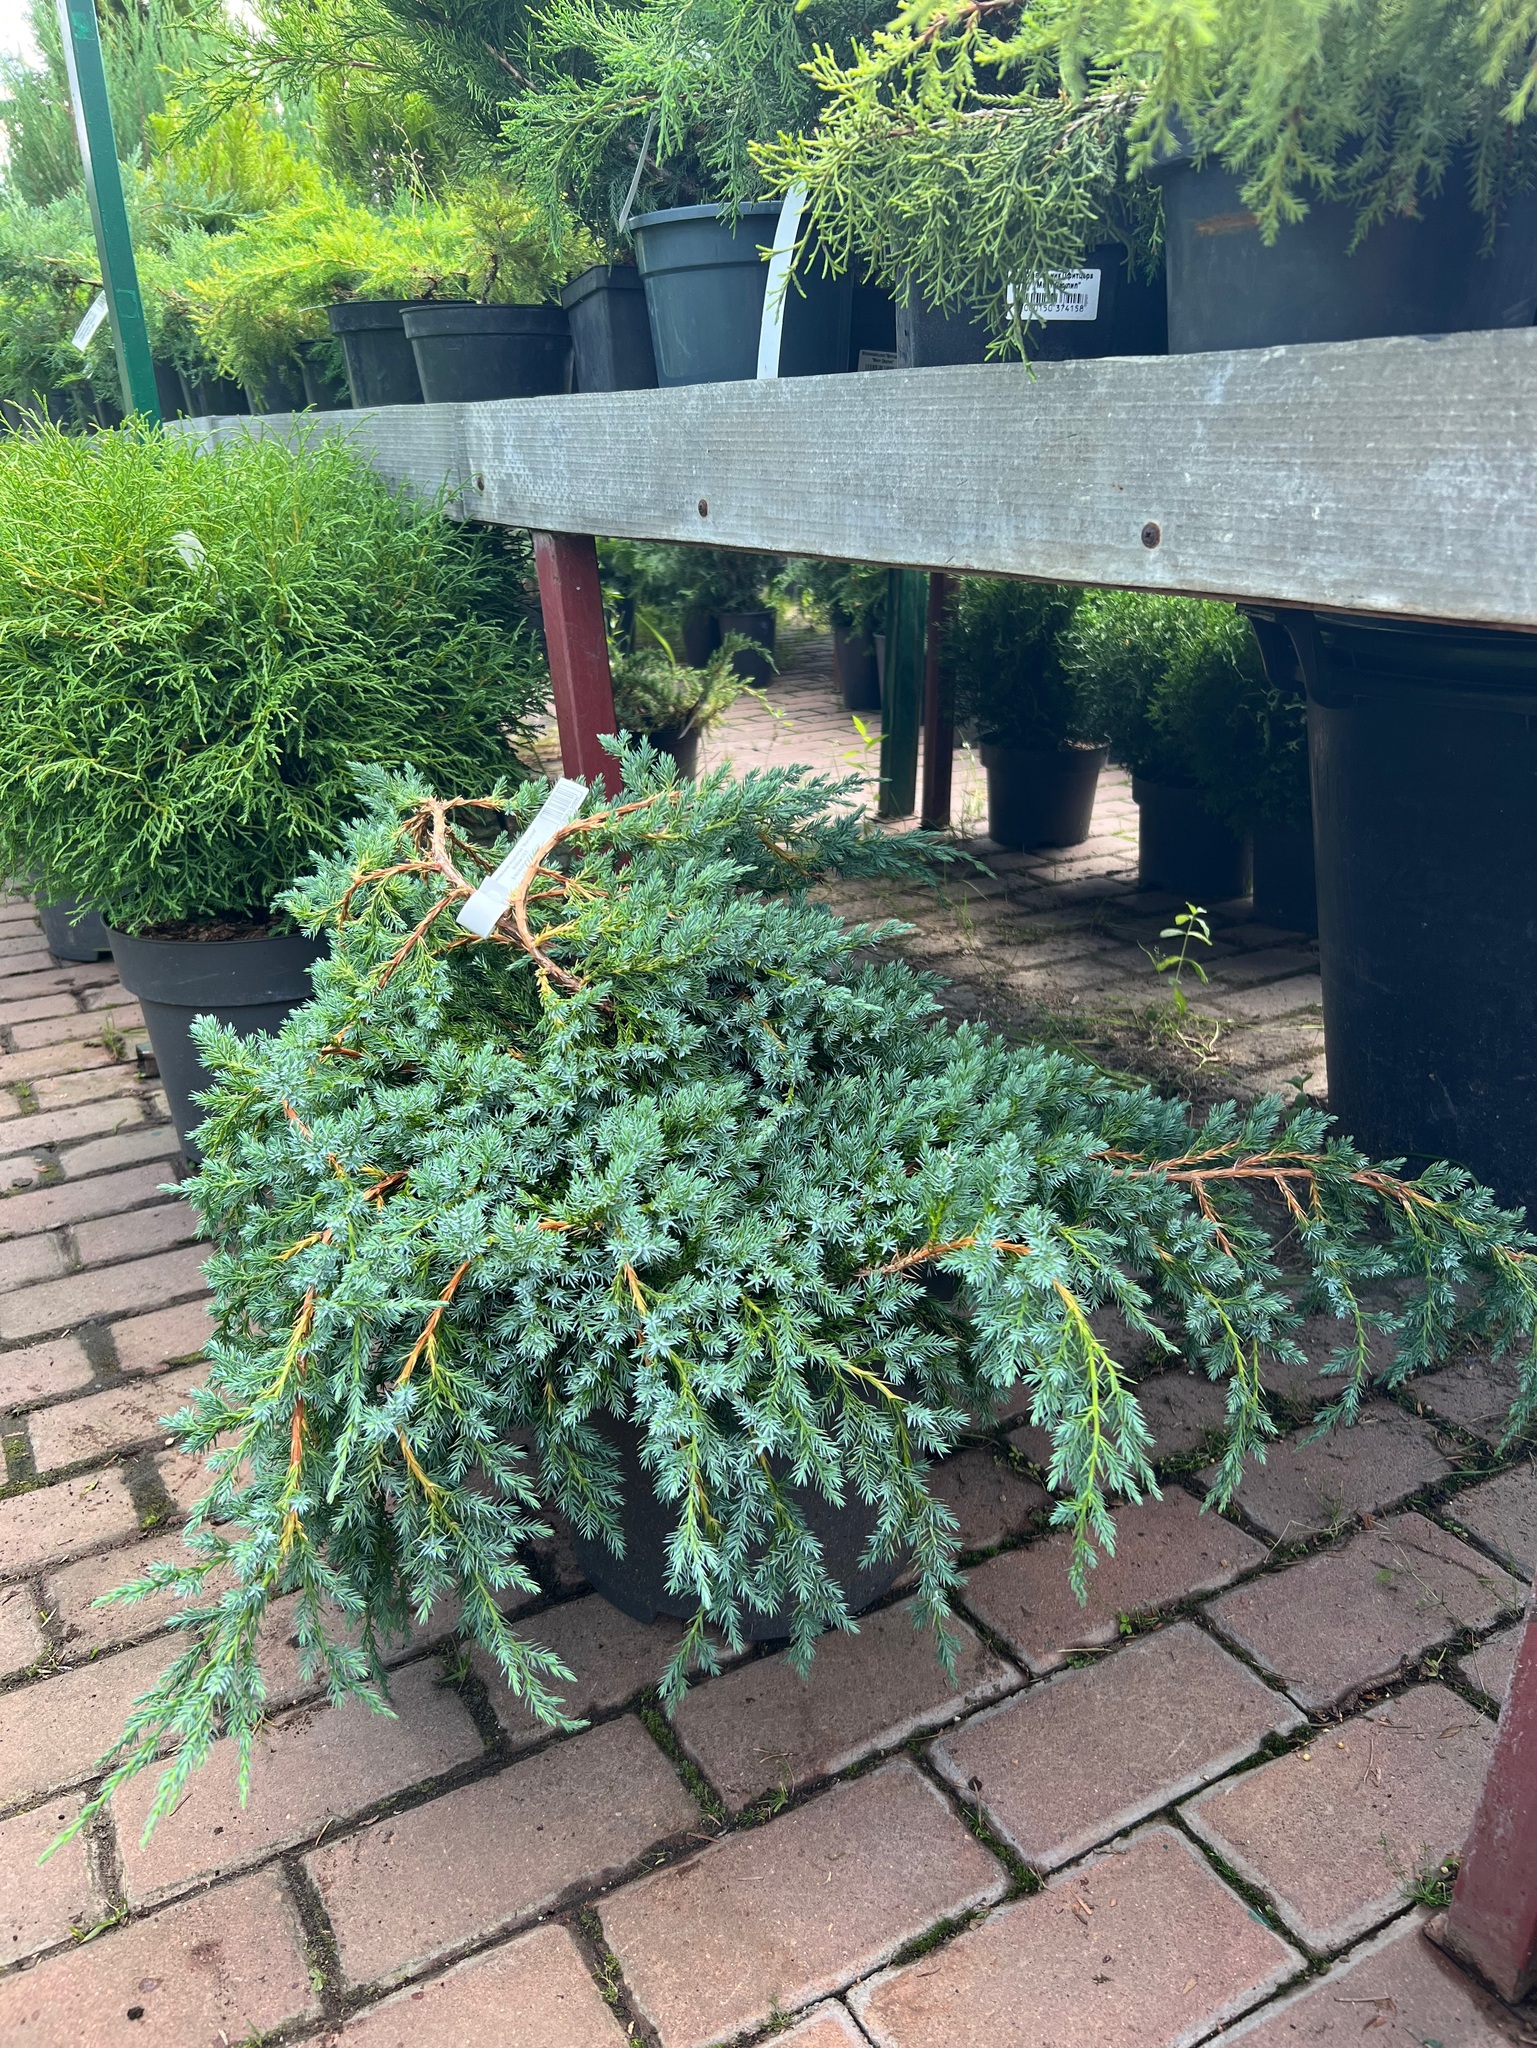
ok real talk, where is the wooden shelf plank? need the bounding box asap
[177,328,1537,631]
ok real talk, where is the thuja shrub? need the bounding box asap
[78,755,1537,1839]
[0,423,545,931]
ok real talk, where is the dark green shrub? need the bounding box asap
[610,642,743,741]
[946,576,1090,750]
[0,424,546,931]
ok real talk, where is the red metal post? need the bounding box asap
[531,530,617,795]
[1437,1590,1537,2001]
[920,572,954,831]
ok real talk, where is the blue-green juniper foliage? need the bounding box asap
[76,753,1537,1843]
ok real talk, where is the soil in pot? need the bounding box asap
[630,201,852,386]
[328,301,441,408]
[833,624,882,711]
[568,1411,904,1637]
[107,923,325,1158]
[561,265,659,391]
[896,246,1167,366]
[1252,820,1318,934]
[719,608,776,686]
[1133,777,1252,900]
[297,340,351,410]
[1154,154,1537,352]
[178,371,249,418]
[402,303,573,404]
[38,898,112,961]
[982,742,1108,849]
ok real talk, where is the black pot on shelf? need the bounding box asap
[178,370,249,418]
[833,624,882,711]
[402,303,573,404]
[1133,778,1252,901]
[243,363,306,414]
[896,245,1167,367]
[107,928,325,1158]
[683,612,721,668]
[630,201,852,386]
[1251,820,1318,934]
[568,1411,903,1637]
[39,899,112,962]
[153,361,188,421]
[1153,152,1537,353]
[630,725,700,779]
[1288,611,1537,1211]
[561,265,659,391]
[89,384,124,428]
[328,301,439,408]
[719,608,776,686]
[297,339,351,410]
[981,743,1108,849]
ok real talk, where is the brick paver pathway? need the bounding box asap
[1,639,1533,2045]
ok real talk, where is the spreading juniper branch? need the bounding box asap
[60,750,1537,1849]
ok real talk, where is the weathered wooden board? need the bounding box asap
[175,327,1537,630]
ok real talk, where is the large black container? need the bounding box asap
[719,607,776,686]
[153,361,188,420]
[1288,612,1537,1209]
[328,301,438,408]
[39,898,112,962]
[243,363,306,414]
[402,303,573,403]
[298,340,351,411]
[1252,821,1318,934]
[630,201,851,386]
[108,928,325,1157]
[833,625,881,712]
[1134,778,1252,901]
[982,743,1108,849]
[1155,154,1537,353]
[561,265,659,391]
[568,1412,902,1636]
[179,370,248,418]
[896,245,1167,367]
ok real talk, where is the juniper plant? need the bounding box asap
[71,752,1537,1844]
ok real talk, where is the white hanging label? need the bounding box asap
[457,778,587,940]
[1023,269,1102,322]
[72,292,108,351]
[757,183,808,380]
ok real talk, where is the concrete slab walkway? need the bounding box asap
[0,639,1532,2046]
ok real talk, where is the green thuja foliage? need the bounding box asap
[945,577,1090,750]
[67,754,1537,1842]
[0,425,544,930]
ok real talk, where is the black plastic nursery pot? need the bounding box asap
[402,304,574,404]
[1133,778,1252,901]
[568,1413,902,1637]
[682,613,720,668]
[1287,611,1537,1212]
[38,899,112,962]
[243,364,306,414]
[719,608,776,686]
[1251,821,1318,935]
[895,244,1168,367]
[327,301,437,408]
[634,725,700,779]
[297,340,351,411]
[153,362,189,421]
[981,743,1108,850]
[561,265,659,391]
[833,624,882,712]
[630,201,852,387]
[1154,155,1537,352]
[179,370,248,418]
[107,928,325,1158]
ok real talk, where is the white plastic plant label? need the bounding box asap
[71,291,108,352]
[457,778,587,940]
[1022,268,1102,321]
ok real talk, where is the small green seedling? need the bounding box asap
[1145,903,1212,1018]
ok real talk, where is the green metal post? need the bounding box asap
[878,569,928,818]
[56,0,160,423]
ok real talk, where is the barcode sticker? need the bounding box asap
[72,292,108,351]
[457,779,587,940]
[1020,269,1102,322]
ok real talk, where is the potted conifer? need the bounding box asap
[0,423,546,1153]
[56,755,1537,1843]
[948,577,1106,848]
[609,639,744,777]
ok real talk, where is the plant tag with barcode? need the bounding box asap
[72,292,108,352]
[457,778,587,939]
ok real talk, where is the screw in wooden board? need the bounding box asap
[475,473,486,492]
[1141,521,1162,548]
[698,498,709,517]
